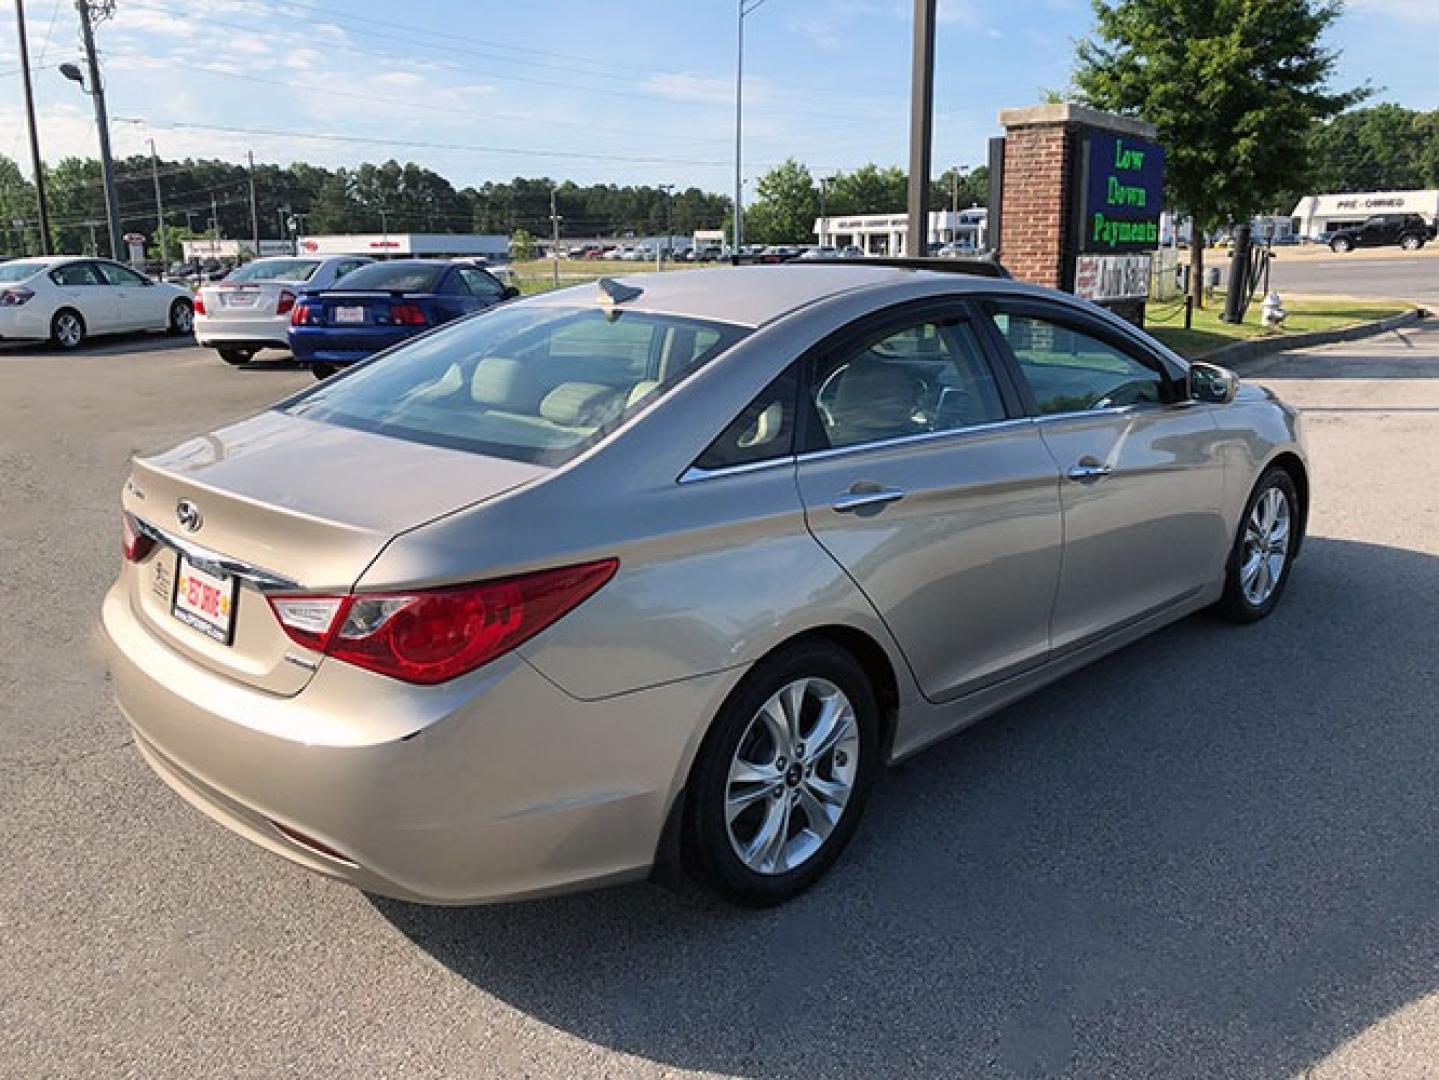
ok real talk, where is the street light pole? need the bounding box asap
[71,0,123,260]
[733,0,744,255]
[147,138,167,269]
[247,149,260,260]
[549,185,561,288]
[660,183,674,270]
[14,0,53,255]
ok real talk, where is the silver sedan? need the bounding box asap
[103,264,1307,906]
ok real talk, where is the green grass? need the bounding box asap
[510,257,702,295]
[1147,295,1412,357]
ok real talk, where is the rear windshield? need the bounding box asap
[0,261,47,283]
[328,262,444,293]
[225,259,321,283]
[283,304,748,465]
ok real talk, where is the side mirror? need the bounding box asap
[502,285,520,300]
[1189,361,1239,405]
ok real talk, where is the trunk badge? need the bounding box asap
[176,499,203,533]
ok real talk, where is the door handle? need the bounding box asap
[832,486,906,513]
[1066,460,1114,483]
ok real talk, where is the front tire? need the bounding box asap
[168,298,194,335]
[1400,233,1424,252]
[684,641,879,906]
[1330,237,1353,254]
[1216,467,1300,623]
[50,309,86,350]
[217,347,255,366]
[310,362,337,380]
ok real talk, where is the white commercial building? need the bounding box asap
[1290,190,1439,241]
[295,233,509,259]
[814,209,988,255]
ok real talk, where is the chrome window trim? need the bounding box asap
[131,517,301,592]
[679,455,798,484]
[795,417,1036,465]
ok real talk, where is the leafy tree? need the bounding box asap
[745,159,819,244]
[931,165,990,214]
[509,228,535,260]
[826,164,908,217]
[1305,105,1439,195]
[0,155,40,256]
[1073,0,1364,306]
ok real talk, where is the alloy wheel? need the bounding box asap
[55,313,82,348]
[1240,486,1291,606]
[173,302,194,333]
[725,677,860,875]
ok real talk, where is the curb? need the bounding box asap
[1196,308,1427,369]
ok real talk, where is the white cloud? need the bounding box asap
[645,72,753,106]
[1347,0,1439,22]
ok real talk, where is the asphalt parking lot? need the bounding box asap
[3,326,1438,1079]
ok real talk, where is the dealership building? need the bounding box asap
[813,208,988,255]
[1290,189,1439,240]
[294,233,509,259]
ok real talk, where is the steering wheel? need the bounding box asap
[1092,379,1155,410]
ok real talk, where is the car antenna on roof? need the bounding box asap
[596,277,643,307]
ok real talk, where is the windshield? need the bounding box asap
[0,261,48,283]
[226,259,321,283]
[284,304,748,465]
[327,262,444,293]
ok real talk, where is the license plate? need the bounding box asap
[334,306,365,324]
[224,292,258,307]
[172,556,237,644]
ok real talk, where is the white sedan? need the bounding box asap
[0,256,194,350]
[194,255,371,365]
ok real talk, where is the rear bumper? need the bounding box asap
[288,325,417,364]
[102,578,733,904]
[195,313,289,350]
[0,307,49,341]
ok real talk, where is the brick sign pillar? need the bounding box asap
[995,104,1162,325]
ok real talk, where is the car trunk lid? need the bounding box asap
[120,409,547,695]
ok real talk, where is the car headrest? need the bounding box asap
[540,382,622,428]
[470,358,540,409]
[626,380,661,408]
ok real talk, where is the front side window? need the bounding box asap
[284,305,747,465]
[96,262,147,287]
[459,267,504,298]
[50,262,103,287]
[807,318,1007,451]
[989,309,1166,414]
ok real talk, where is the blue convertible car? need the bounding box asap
[288,259,518,376]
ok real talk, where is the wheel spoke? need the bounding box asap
[757,697,790,756]
[779,680,807,750]
[795,786,838,842]
[1240,550,1262,592]
[804,773,849,809]
[745,795,791,873]
[727,779,779,823]
[803,692,851,764]
[729,758,780,786]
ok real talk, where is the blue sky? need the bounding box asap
[1,0,1435,194]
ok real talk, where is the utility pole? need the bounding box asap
[549,185,561,288]
[659,183,674,270]
[73,0,122,260]
[905,0,937,260]
[210,192,220,239]
[14,0,52,254]
[247,150,259,261]
[85,220,98,256]
[147,138,167,269]
[733,1,743,254]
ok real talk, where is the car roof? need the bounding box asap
[519,263,1015,328]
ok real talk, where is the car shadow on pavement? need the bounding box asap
[0,332,196,358]
[373,536,1439,1079]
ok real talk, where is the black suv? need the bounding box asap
[1327,213,1436,253]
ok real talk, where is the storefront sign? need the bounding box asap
[1081,132,1165,252]
[1074,253,1152,302]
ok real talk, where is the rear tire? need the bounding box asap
[218,347,255,366]
[1400,233,1424,251]
[684,641,879,906]
[310,362,337,380]
[168,298,194,335]
[1215,467,1300,623]
[1329,237,1353,254]
[50,309,86,350]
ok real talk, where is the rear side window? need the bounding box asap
[331,262,444,292]
[285,305,747,466]
[694,364,799,471]
[51,263,103,286]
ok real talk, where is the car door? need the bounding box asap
[96,261,165,329]
[1357,216,1387,249]
[48,261,120,333]
[793,302,1064,702]
[982,299,1227,654]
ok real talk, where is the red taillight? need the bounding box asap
[266,559,618,685]
[389,302,427,326]
[121,511,155,563]
[291,302,311,326]
[0,288,34,306]
[192,293,206,315]
[276,289,297,316]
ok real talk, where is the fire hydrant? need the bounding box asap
[1261,292,1288,327]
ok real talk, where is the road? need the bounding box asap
[1264,250,1439,304]
[3,328,1439,1078]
